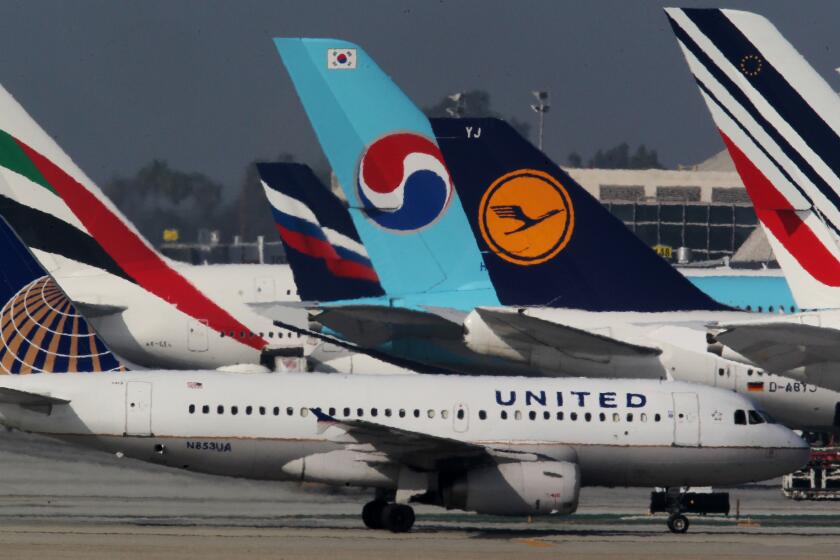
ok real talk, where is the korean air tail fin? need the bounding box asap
[0,216,125,373]
[257,162,384,301]
[666,8,840,309]
[274,39,496,302]
[432,118,728,311]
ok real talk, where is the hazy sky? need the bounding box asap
[1,0,838,195]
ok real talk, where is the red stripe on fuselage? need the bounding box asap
[276,224,380,283]
[720,130,840,287]
[15,139,267,350]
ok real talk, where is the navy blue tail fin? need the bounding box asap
[0,216,125,373]
[257,162,385,302]
[431,118,728,311]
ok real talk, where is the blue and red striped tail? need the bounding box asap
[257,162,384,302]
[0,217,124,373]
[667,8,840,309]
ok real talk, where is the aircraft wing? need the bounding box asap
[475,308,662,358]
[73,302,128,319]
[713,321,840,373]
[311,409,550,471]
[309,305,465,347]
[0,387,69,414]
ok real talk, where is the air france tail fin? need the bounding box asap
[274,39,496,302]
[666,8,840,309]
[432,118,728,311]
[0,216,125,373]
[257,162,384,301]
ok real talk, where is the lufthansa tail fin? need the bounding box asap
[666,8,840,309]
[257,162,385,301]
[0,216,125,373]
[432,118,728,311]
[274,39,495,302]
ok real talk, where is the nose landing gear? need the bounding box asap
[666,513,690,534]
[362,499,415,533]
[650,488,730,534]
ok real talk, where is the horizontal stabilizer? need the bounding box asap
[0,387,69,414]
[73,301,127,318]
[312,305,465,347]
[476,308,662,357]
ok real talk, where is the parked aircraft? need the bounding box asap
[262,39,840,431]
[0,212,807,533]
[666,7,840,392]
[0,84,308,370]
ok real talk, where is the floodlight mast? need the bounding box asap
[531,90,550,150]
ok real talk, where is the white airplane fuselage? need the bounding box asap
[465,308,840,431]
[0,372,806,498]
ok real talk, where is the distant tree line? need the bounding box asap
[567,143,663,170]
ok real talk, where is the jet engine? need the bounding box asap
[440,461,580,516]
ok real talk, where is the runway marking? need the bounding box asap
[513,538,554,548]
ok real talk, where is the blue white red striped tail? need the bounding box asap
[666,8,840,309]
[256,162,384,302]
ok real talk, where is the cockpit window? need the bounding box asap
[748,410,765,425]
[758,410,777,424]
[734,409,746,425]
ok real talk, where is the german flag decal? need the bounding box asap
[747,382,765,392]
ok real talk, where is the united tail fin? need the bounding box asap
[0,216,125,373]
[274,39,496,302]
[666,8,840,309]
[431,118,728,311]
[257,162,384,301]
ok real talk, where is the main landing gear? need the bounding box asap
[362,499,415,533]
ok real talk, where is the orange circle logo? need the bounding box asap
[479,169,574,266]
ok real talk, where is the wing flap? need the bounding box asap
[714,321,840,372]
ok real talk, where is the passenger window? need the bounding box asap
[528,411,536,421]
[344,407,350,417]
[734,410,746,425]
[259,406,266,415]
[287,407,294,416]
[300,408,309,417]
[641,413,648,423]
[613,413,620,422]
[747,369,753,376]
[478,410,486,420]
[654,413,661,422]
[399,409,406,418]
[268,332,274,338]
[371,408,378,417]
[441,410,449,419]
[328,407,336,416]
[202,405,209,414]
[357,408,364,417]
[543,411,551,420]
[556,411,564,420]
[246,406,253,415]
[514,410,522,420]
[584,412,592,422]
[273,407,279,416]
[427,409,435,419]
[718,368,724,377]
[458,409,466,420]
[570,412,578,421]
[599,412,606,422]
[189,404,195,414]
[217,405,224,414]
[626,413,633,422]
[748,410,764,425]
[413,409,420,418]
[231,406,238,416]
[385,409,392,417]
[501,410,508,420]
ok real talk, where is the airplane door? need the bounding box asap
[713,360,736,390]
[453,403,469,433]
[254,277,275,302]
[125,381,152,436]
[188,319,209,352]
[672,392,700,447]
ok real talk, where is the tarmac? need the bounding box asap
[1,428,839,559]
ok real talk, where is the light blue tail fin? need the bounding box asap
[274,39,495,302]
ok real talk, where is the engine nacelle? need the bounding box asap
[441,461,580,516]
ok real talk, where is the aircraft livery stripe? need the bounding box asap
[0,130,55,194]
[720,130,840,286]
[13,137,268,351]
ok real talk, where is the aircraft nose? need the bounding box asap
[777,429,810,473]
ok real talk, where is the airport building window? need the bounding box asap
[584,412,592,422]
[231,406,238,415]
[202,405,209,414]
[514,410,522,421]
[246,406,253,415]
[399,409,406,418]
[189,404,195,414]
[478,410,486,420]
[734,410,746,425]
[570,412,578,421]
[556,411,564,421]
[501,410,508,420]
[273,407,280,416]
[529,411,536,421]
[217,405,224,414]
[287,407,294,416]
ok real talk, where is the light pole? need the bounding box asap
[446,92,465,118]
[530,90,550,150]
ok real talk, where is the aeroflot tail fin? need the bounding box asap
[273,39,495,301]
[666,8,840,309]
[256,162,384,301]
[431,118,728,311]
[0,217,125,373]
